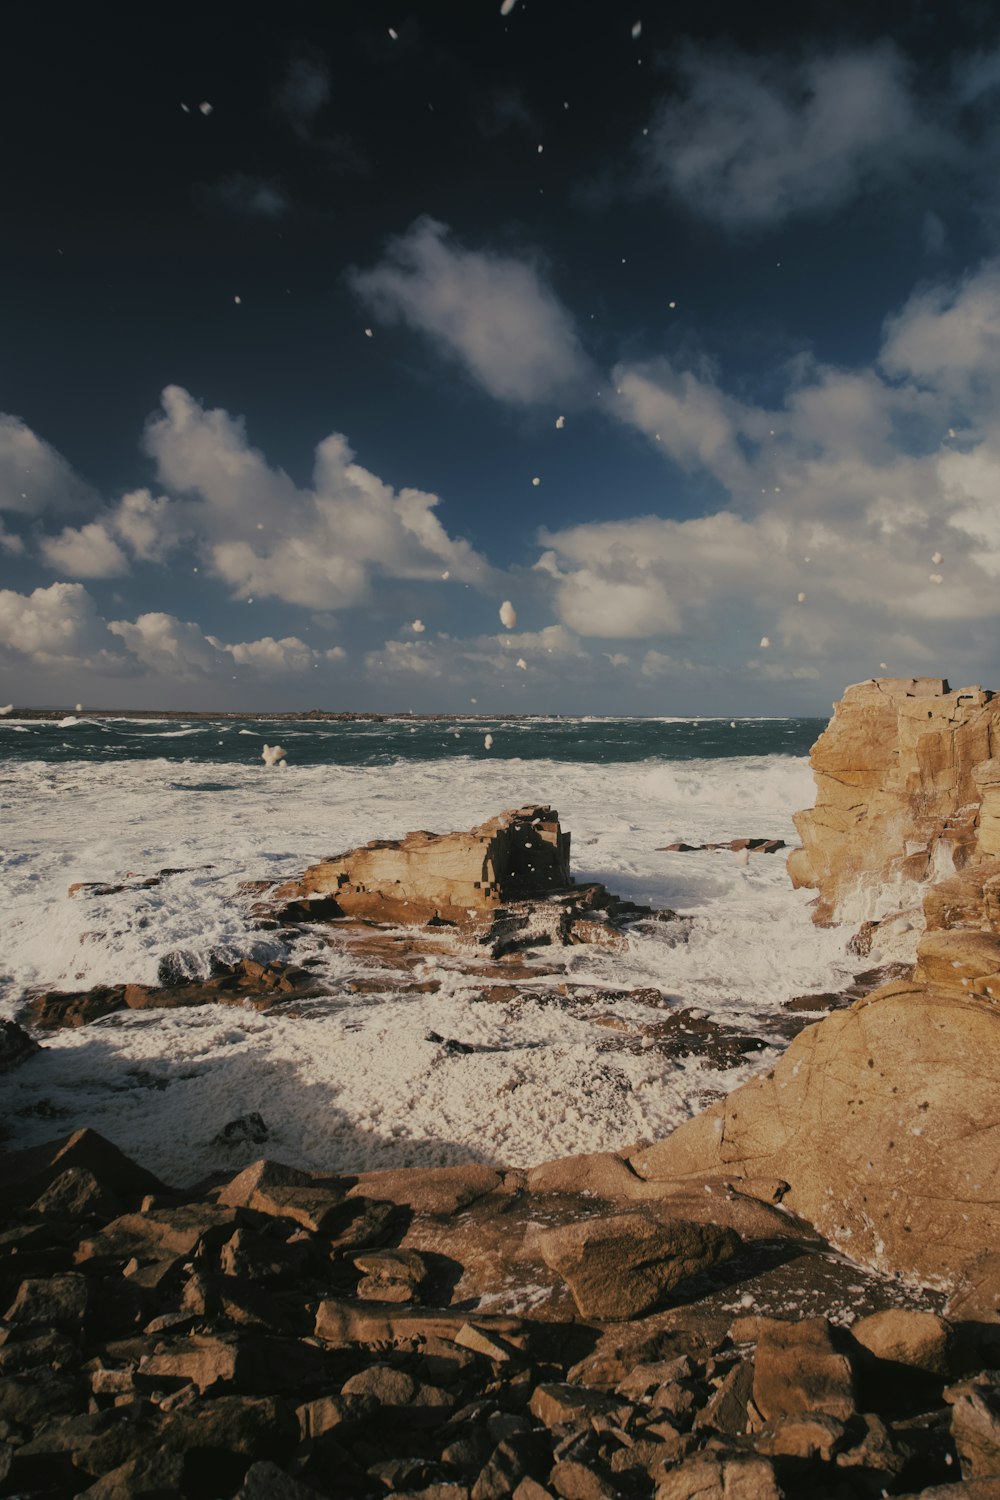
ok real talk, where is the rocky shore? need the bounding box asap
[1,678,998,1498]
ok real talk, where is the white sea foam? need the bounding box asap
[0,752,859,1183]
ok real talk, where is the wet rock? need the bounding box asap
[273,805,572,926]
[0,1018,40,1073]
[538,1213,740,1320]
[215,1112,270,1146]
[23,985,127,1029]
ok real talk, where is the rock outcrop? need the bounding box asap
[0,1127,984,1500]
[629,675,1000,1292]
[622,977,1000,1287]
[272,805,571,925]
[788,677,1000,925]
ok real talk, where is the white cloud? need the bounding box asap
[108,612,343,679]
[0,415,98,515]
[0,583,124,668]
[536,258,1000,682]
[108,613,221,677]
[366,622,585,684]
[644,44,945,228]
[351,217,591,404]
[40,521,129,578]
[137,385,489,607]
[110,489,178,563]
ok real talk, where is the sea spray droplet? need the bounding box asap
[932,551,943,564]
[516,658,527,670]
[499,0,518,12]
[410,620,425,634]
[261,744,287,767]
[484,734,493,750]
[759,637,771,649]
[556,415,565,429]
[499,600,517,629]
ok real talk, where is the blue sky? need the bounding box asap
[3,0,1000,712]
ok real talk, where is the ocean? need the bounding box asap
[0,713,865,1186]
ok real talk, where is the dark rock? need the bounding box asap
[0,1018,41,1073]
[0,1128,165,1214]
[33,1166,123,1221]
[236,1461,319,1500]
[75,1446,189,1499]
[22,986,127,1029]
[216,1113,270,1146]
[5,1272,89,1327]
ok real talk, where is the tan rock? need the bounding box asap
[752,1317,856,1423]
[347,1163,503,1216]
[949,1381,1000,1479]
[947,1252,1000,1324]
[789,678,1000,924]
[537,1213,739,1321]
[626,982,1000,1287]
[272,804,570,925]
[915,928,1000,987]
[850,1309,952,1373]
[654,1451,782,1500]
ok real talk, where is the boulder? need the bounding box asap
[850,1308,952,1374]
[751,1317,856,1423]
[0,1129,165,1213]
[948,1380,1000,1479]
[537,1213,740,1321]
[626,981,1000,1287]
[273,804,571,925]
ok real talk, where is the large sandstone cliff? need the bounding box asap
[635,675,1000,1290]
[788,677,1000,926]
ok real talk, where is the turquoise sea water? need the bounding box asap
[0,714,825,767]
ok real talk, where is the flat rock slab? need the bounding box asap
[538,1212,740,1321]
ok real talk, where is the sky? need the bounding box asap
[3,0,1000,714]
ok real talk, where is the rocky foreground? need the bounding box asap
[1,678,999,1498]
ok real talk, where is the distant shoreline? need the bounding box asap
[3,708,559,723]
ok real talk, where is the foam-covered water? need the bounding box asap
[0,717,863,1184]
